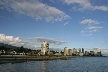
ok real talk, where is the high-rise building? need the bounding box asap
[46,43,49,52]
[82,48,84,54]
[97,51,101,56]
[73,48,77,55]
[41,41,49,55]
[68,49,72,56]
[64,47,69,56]
[79,48,81,53]
[90,51,95,56]
[85,51,89,56]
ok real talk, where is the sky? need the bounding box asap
[0,0,108,54]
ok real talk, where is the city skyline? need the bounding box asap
[0,0,108,54]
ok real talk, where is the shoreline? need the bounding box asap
[0,55,72,64]
[0,55,106,64]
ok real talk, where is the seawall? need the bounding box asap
[0,55,72,64]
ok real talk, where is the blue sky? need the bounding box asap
[0,0,108,53]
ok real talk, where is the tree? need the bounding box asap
[19,46,24,53]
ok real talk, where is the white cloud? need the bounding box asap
[86,48,108,56]
[90,48,101,54]
[81,26,103,36]
[64,22,68,25]
[80,30,92,36]
[88,26,103,32]
[94,6,108,11]
[0,34,21,45]
[49,0,55,3]
[64,0,91,8]
[90,48,108,56]
[80,19,103,36]
[0,16,11,19]
[0,34,67,49]
[63,0,108,11]
[0,0,70,22]
[26,37,67,45]
[80,19,100,25]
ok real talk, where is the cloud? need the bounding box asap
[80,19,100,25]
[90,48,108,56]
[80,19,103,36]
[80,30,92,36]
[94,6,108,11]
[64,22,68,25]
[26,37,67,45]
[101,49,108,56]
[0,34,21,45]
[86,47,108,56]
[0,0,70,22]
[0,34,67,49]
[0,16,11,19]
[64,0,91,8]
[49,0,55,3]
[88,26,103,32]
[63,0,108,11]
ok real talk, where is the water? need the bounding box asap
[0,57,108,72]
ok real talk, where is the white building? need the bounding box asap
[79,52,84,56]
[41,41,49,55]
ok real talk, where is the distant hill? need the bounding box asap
[0,43,17,48]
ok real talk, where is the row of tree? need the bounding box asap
[0,46,32,53]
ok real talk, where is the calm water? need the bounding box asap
[0,57,108,72]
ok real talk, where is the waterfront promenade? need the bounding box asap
[0,55,105,64]
[0,55,72,64]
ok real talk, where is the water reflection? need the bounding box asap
[41,61,47,72]
[0,57,108,72]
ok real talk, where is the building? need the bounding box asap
[97,51,101,56]
[90,51,95,56]
[68,49,72,56]
[85,51,89,56]
[8,51,17,55]
[82,48,84,54]
[79,48,81,53]
[19,52,25,55]
[41,41,49,55]
[0,50,2,54]
[54,53,61,56]
[79,52,84,56]
[72,48,77,56]
[0,50,5,54]
[64,47,69,56]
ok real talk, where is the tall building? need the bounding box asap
[68,49,72,56]
[97,51,101,56]
[64,47,69,56]
[82,48,84,54]
[78,48,84,56]
[41,41,49,55]
[85,51,89,56]
[79,48,81,53]
[90,51,95,56]
[73,48,77,56]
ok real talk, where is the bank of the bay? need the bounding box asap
[0,55,73,64]
[0,55,105,64]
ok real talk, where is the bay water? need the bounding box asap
[0,57,108,72]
